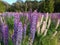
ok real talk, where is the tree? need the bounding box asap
[54,0,60,12]
[48,0,54,13]
[41,0,54,13]
[12,2,21,12]
[0,1,6,13]
[26,0,31,1]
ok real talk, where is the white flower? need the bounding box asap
[40,15,44,25]
[37,15,44,34]
[41,21,47,34]
[37,20,40,34]
[43,29,48,36]
[46,13,49,23]
[47,18,51,29]
[55,19,60,29]
[0,16,3,23]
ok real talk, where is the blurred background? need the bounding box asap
[0,0,60,13]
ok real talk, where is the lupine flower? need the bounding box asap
[2,22,8,45]
[37,20,40,34]
[46,13,49,23]
[37,15,44,34]
[16,22,23,45]
[12,24,18,45]
[19,12,23,18]
[58,14,60,19]
[37,15,42,34]
[43,29,48,36]
[37,15,44,28]
[47,18,51,29]
[40,15,44,25]
[14,13,20,20]
[29,11,38,45]
[41,21,47,34]
[55,19,60,29]
[12,13,20,45]
[0,15,3,23]
[2,13,7,17]
[7,12,12,18]
[43,18,51,36]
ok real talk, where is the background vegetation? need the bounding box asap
[0,0,60,13]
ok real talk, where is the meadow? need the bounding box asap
[0,10,60,45]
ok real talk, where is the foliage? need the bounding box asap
[0,0,60,12]
[0,1,6,12]
[0,12,60,45]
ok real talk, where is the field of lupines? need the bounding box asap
[0,10,60,45]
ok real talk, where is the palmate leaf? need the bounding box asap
[57,25,60,31]
[47,20,57,36]
[41,35,58,45]
[5,16,14,30]
[50,36,58,45]
[26,22,30,36]
[22,36,29,45]
[1,41,4,45]
[20,16,27,24]
[33,38,38,45]
[42,37,50,45]
[1,38,13,45]
[8,38,13,45]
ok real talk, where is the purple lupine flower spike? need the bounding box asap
[12,13,20,45]
[2,22,8,45]
[12,23,18,45]
[14,13,20,19]
[29,11,38,45]
[16,22,23,45]
[0,15,8,45]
